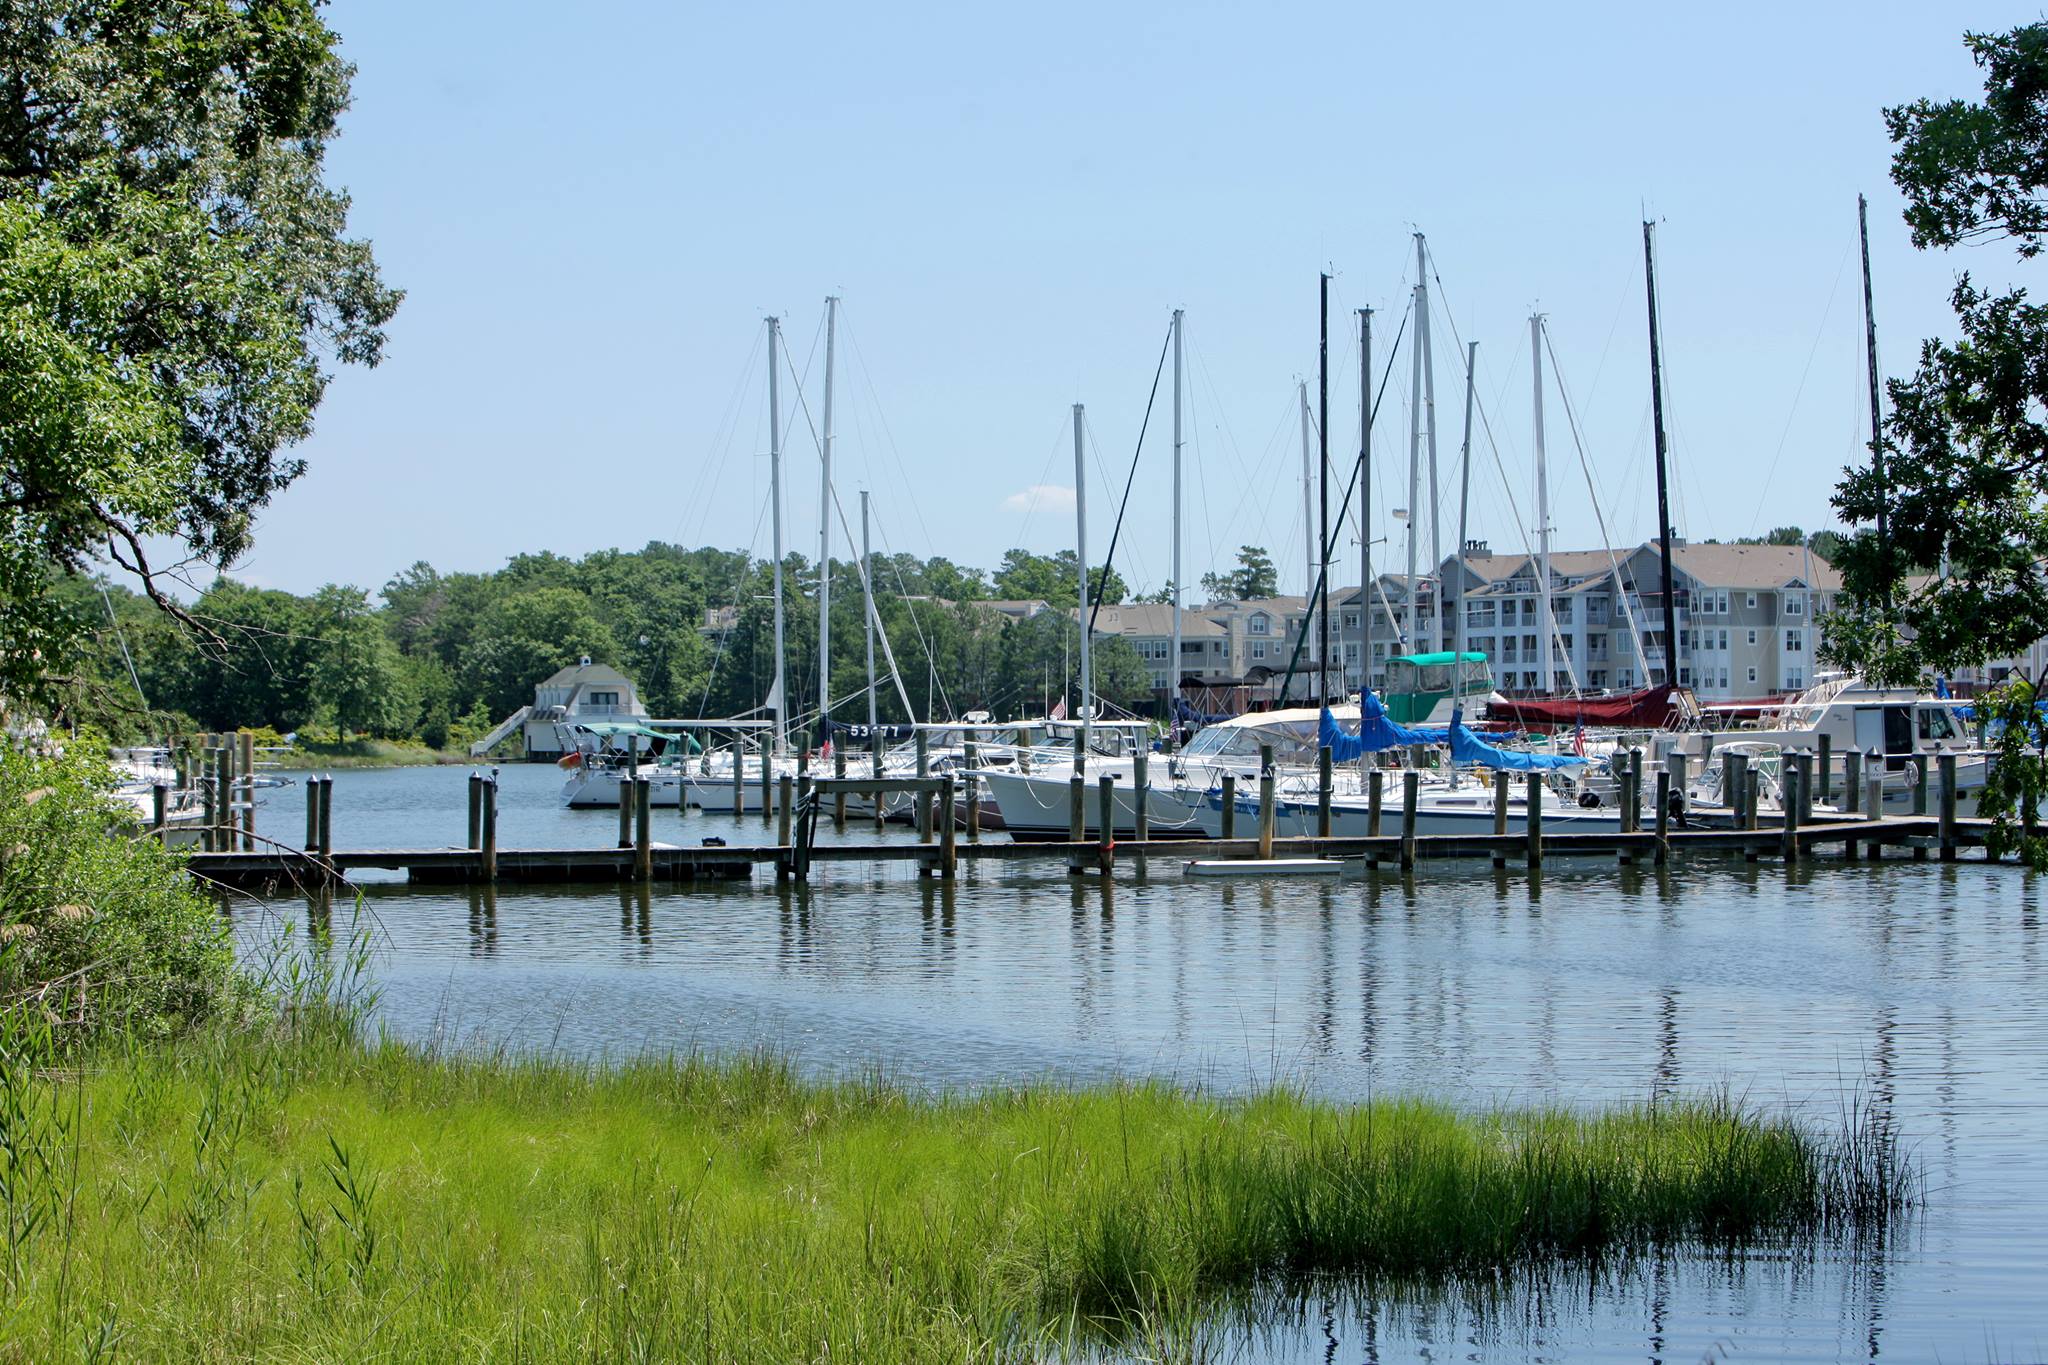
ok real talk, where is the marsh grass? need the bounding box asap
[0,920,1913,1362]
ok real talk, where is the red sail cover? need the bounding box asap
[1484,685,1680,730]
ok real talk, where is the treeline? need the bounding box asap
[53,544,1158,747]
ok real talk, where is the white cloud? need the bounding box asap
[1002,483,1076,516]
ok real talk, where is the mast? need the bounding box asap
[1858,194,1889,599]
[1416,233,1441,652]
[1170,307,1184,747]
[1318,272,1330,706]
[1299,380,1314,626]
[1358,306,1373,694]
[1532,315,1556,696]
[1643,221,1680,689]
[767,315,787,756]
[1406,278,1423,651]
[1456,340,1478,674]
[862,491,876,733]
[817,296,837,732]
[1073,403,1091,770]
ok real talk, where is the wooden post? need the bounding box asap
[212,747,229,853]
[1219,774,1237,842]
[617,780,633,848]
[775,774,794,881]
[1400,770,1418,870]
[1745,768,1761,833]
[1654,770,1670,865]
[1865,763,1886,860]
[238,730,256,851]
[1492,769,1509,868]
[313,777,328,852]
[628,733,639,784]
[963,741,981,842]
[1257,744,1275,860]
[1669,754,1688,824]
[1795,752,1816,828]
[1817,734,1833,807]
[1726,751,1749,827]
[1067,775,1085,872]
[732,739,744,814]
[833,746,848,827]
[1913,756,1929,861]
[152,783,168,842]
[1317,745,1333,838]
[1525,772,1543,868]
[1097,773,1115,876]
[467,773,482,848]
[1781,763,1801,862]
[1131,747,1148,877]
[1938,752,1958,862]
[871,732,885,827]
[1369,769,1384,837]
[759,741,772,821]
[940,774,958,879]
[479,776,496,882]
[1843,748,1862,816]
[634,777,653,881]
[914,730,932,843]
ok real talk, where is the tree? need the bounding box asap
[308,585,408,738]
[0,0,399,703]
[1824,21,2048,861]
[991,550,1125,610]
[1201,546,1279,602]
[459,589,617,718]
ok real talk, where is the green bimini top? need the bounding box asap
[1387,651,1489,667]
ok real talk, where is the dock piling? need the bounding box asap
[1745,768,1761,835]
[635,777,653,881]
[1492,770,1509,868]
[315,777,330,852]
[238,730,256,851]
[914,731,932,842]
[1067,776,1085,873]
[1781,763,1801,862]
[1654,770,1670,865]
[759,743,771,821]
[1256,744,1275,861]
[1369,769,1384,837]
[963,741,981,842]
[478,777,495,882]
[617,782,633,848]
[152,783,168,842]
[1401,770,1418,870]
[1317,745,1333,838]
[211,747,228,853]
[1220,775,1237,842]
[1097,774,1115,876]
[732,740,744,814]
[940,775,958,878]
[1818,734,1833,807]
[1843,749,1862,817]
[1913,757,1929,861]
[776,774,794,878]
[1727,751,1749,829]
[1938,752,1958,861]
[1132,748,1148,877]
[833,747,848,827]
[1865,760,1886,859]
[1525,772,1543,868]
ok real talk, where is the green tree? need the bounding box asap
[159,578,318,732]
[991,550,1125,610]
[459,588,619,719]
[0,0,399,702]
[309,584,407,738]
[1200,546,1278,601]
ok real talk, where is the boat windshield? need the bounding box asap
[1916,705,1961,741]
[1180,722,1320,764]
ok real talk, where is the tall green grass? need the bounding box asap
[0,932,1912,1362]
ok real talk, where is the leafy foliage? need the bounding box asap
[1976,679,2048,868]
[1200,546,1278,602]
[0,0,399,703]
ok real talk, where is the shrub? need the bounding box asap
[0,743,256,1042]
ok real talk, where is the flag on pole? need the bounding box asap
[1572,716,1586,758]
[1050,695,1069,721]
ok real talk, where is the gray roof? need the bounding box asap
[538,661,634,690]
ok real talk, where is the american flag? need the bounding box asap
[1572,716,1586,757]
[1050,695,1068,721]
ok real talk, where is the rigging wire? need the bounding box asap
[1745,242,1853,535]
[1541,323,1649,680]
[1085,320,1176,632]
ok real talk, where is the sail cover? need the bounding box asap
[1483,685,1680,730]
[1448,706,1586,770]
[1318,695,1449,762]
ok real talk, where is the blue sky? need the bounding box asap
[230,1,2041,601]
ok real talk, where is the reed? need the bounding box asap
[0,987,1911,1362]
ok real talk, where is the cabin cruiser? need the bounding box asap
[557,721,700,808]
[109,746,209,844]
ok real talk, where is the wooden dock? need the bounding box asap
[169,764,2003,892]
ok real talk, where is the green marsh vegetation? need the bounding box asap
[0,744,1916,1360]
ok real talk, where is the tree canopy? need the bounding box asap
[1826,22,2048,685]
[0,0,399,701]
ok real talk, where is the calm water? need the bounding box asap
[241,763,2048,1363]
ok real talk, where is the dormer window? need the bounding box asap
[1249,613,1270,636]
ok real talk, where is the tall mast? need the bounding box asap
[1858,194,1889,600]
[1318,272,1331,707]
[1073,403,1091,770]
[1643,221,1680,688]
[767,315,787,755]
[862,491,876,733]
[1456,340,1478,675]
[1358,307,1373,693]
[1406,277,1423,651]
[1298,380,1313,623]
[817,296,837,732]
[1170,307,1184,745]
[1532,315,1556,696]
[1417,233,1441,652]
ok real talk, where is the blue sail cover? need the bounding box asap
[1447,706,1586,770]
[1319,695,1449,762]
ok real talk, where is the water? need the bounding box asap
[242,763,2048,1362]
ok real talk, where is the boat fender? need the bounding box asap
[557,752,583,770]
[1578,790,1601,809]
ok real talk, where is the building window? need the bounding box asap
[1746,593,1758,609]
[1747,666,1758,684]
[1344,642,1358,663]
[588,691,619,706]
[1343,613,1358,630]
[1718,629,1729,651]
[1785,630,1803,653]
[1523,634,1537,653]
[1590,670,1607,689]
[1251,641,1266,660]
[1249,614,1269,635]
[1747,629,1758,646]
[1784,596,1804,616]
[1680,667,1691,686]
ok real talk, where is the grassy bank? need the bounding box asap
[274,737,472,769]
[0,1015,1910,1361]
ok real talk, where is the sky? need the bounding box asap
[222,0,2043,603]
